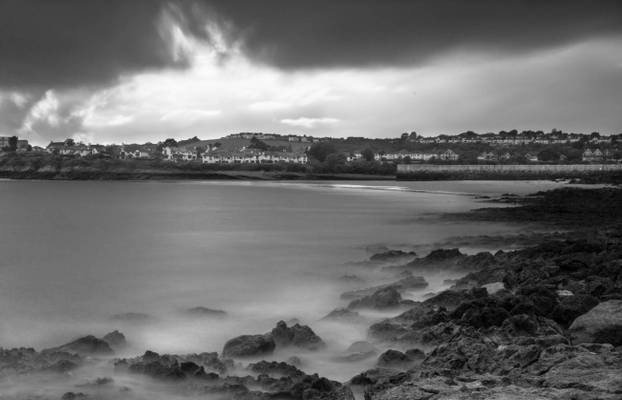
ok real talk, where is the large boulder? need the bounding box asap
[270,321,325,350]
[222,334,276,358]
[569,300,622,346]
[550,294,599,327]
[102,330,126,348]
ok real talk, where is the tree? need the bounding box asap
[249,136,269,151]
[8,136,17,151]
[64,138,75,147]
[162,138,177,147]
[308,142,337,162]
[361,147,375,162]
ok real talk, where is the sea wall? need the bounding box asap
[397,163,622,180]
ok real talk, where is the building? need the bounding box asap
[438,149,459,161]
[582,148,604,163]
[477,152,497,162]
[120,144,152,159]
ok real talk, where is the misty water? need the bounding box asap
[0,179,579,397]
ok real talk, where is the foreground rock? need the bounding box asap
[222,334,276,358]
[0,347,82,376]
[569,300,622,346]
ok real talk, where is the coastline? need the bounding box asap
[1,186,621,399]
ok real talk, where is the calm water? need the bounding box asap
[0,179,572,381]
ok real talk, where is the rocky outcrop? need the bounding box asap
[271,321,325,350]
[0,347,82,376]
[102,330,126,348]
[222,334,276,358]
[321,308,362,321]
[569,300,622,346]
[370,250,417,262]
[43,335,113,356]
[340,275,428,301]
[348,287,412,309]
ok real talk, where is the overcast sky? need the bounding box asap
[1,0,621,145]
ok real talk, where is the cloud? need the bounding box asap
[281,117,339,128]
[204,0,622,69]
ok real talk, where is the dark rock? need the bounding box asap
[322,308,362,321]
[370,250,417,262]
[61,392,87,400]
[44,335,113,356]
[376,350,414,368]
[404,348,425,360]
[348,287,403,309]
[270,321,325,350]
[102,330,126,348]
[222,334,275,358]
[341,275,428,301]
[550,294,599,327]
[424,248,464,262]
[248,360,305,378]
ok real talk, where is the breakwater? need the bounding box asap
[397,163,622,180]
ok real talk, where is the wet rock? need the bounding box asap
[115,351,215,380]
[451,298,510,328]
[184,306,227,317]
[341,275,428,301]
[368,302,448,342]
[102,330,126,348]
[404,348,425,360]
[270,320,325,350]
[61,392,88,400]
[424,248,464,262]
[422,288,487,311]
[569,300,622,346]
[333,341,377,362]
[222,334,276,358]
[348,287,404,309]
[44,335,113,356]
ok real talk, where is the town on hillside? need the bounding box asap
[1,129,622,167]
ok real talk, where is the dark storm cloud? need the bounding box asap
[0,0,210,89]
[1,0,621,88]
[204,0,622,69]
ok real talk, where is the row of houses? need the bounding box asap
[414,134,614,146]
[345,149,460,162]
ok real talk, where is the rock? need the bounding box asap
[370,250,417,262]
[482,281,505,295]
[61,392,87,400]
[115,350,219,380]
[222,334,276,358]
[270,321,325,350]
[44,335,113,356]
[334,341,377,362]
[102,330,126,348]
[550,294,599,327]
[556,289,574,297]
[184,306,227,317]
[348,287,403,309]
[376,350,415,368]
[322,308,362,321]
[341,275,428,301]
[569,300,622,346]
[451,298,510,328]
[248,360,305,378]
[404,348,425,360]
[368,302,449,342]
[424,248,464,262]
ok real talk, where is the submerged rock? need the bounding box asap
[270,320,325,350]
[370,250,417,262]
[569,300,622,346]
[222,334,276,358]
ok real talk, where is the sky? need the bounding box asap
[0,0,621,146]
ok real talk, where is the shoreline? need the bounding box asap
[1,186,621,399]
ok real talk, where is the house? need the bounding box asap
[120,144,151,159]
[477,152,497,162]
[46,141,65,154]
[438,149,459,161]
[582,148,604,162]
[525,153,539,162]
[162,146,198,162]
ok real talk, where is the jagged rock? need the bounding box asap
[248,360,305,378]
[44,335,113,356]
[424,248,464,262]
[222,334,276,358]
[569,300,622,346]
[115,350,218,381]
[270,320,325,350]
[368,302,449,342]
[348,287,404,309]
[184,306,227,317]
[102,330,126,348]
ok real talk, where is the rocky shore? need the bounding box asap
[1,187,621,399]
